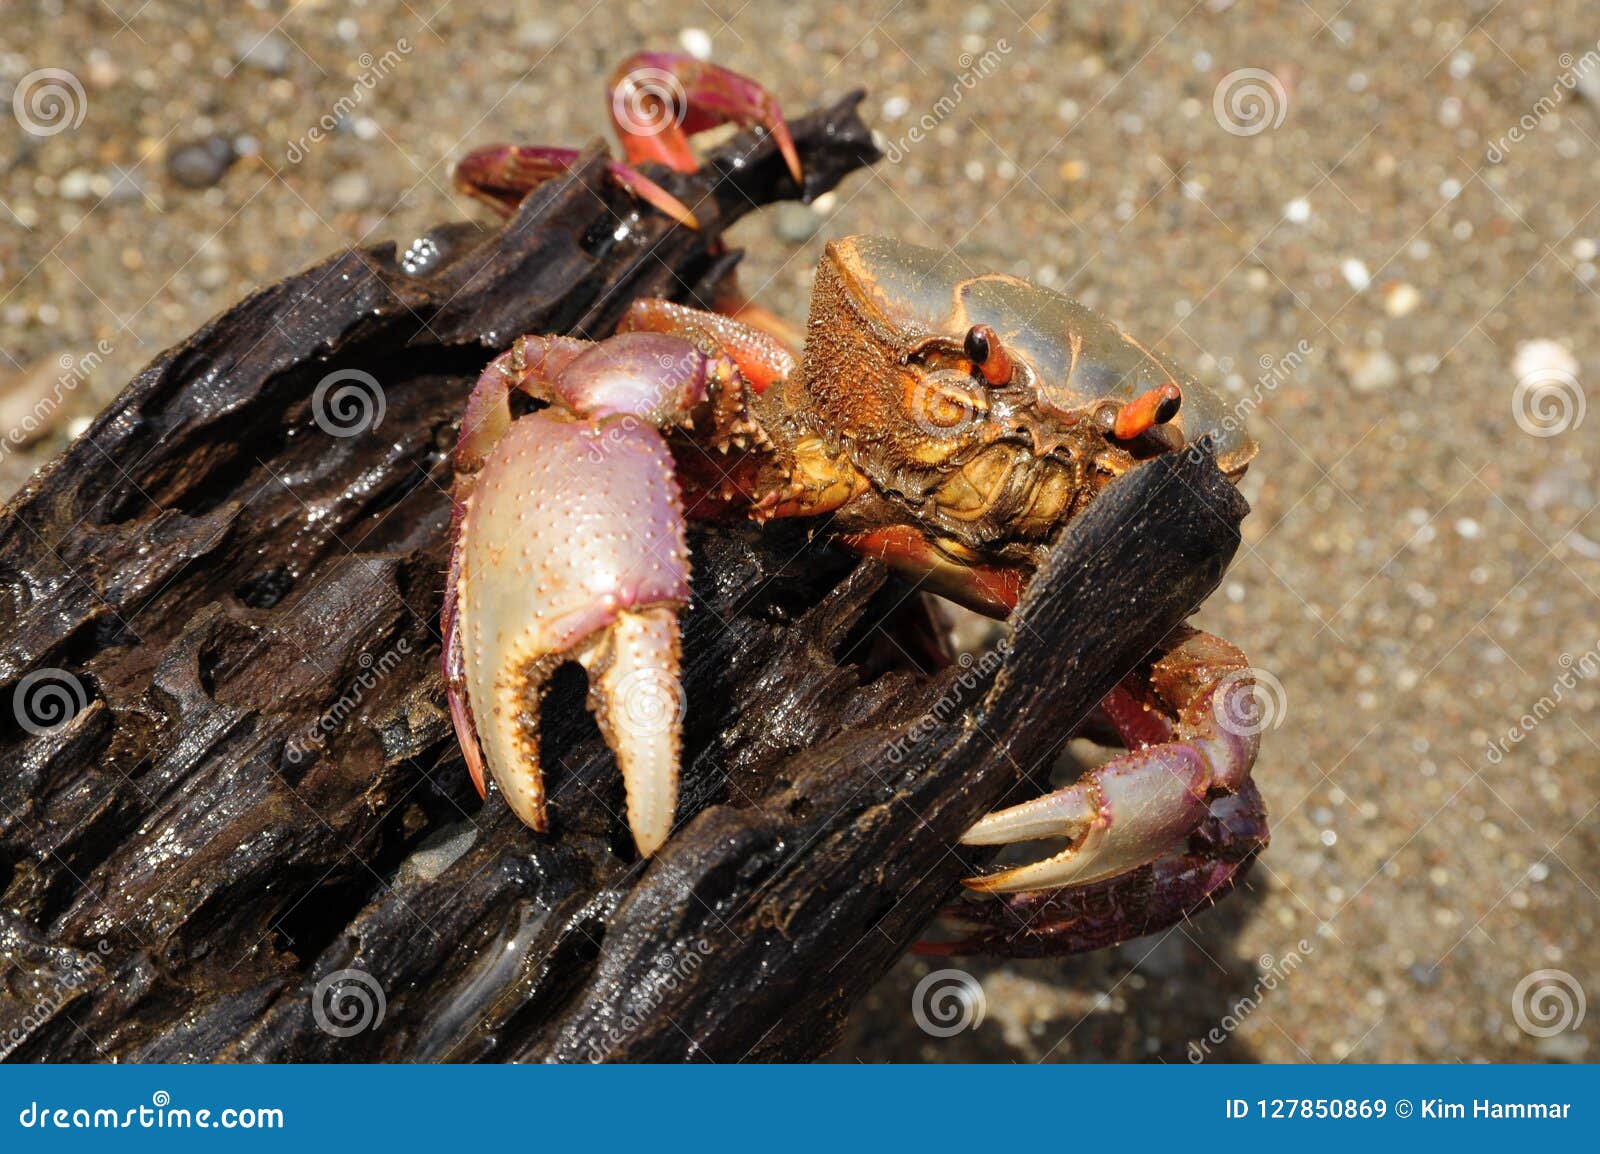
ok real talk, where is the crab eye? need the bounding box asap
[1113,383,1184,440]
[963,325,991,363]
[963,324,1014,386]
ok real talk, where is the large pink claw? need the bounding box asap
[446,332,728,857]
[457,415,688,854]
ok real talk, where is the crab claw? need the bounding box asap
[608,51,803,185]
[961,630,1261,894]
[961,743,1219,892]
[919,783,1269,957]
[455,409,690,856]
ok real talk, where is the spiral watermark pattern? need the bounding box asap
[311,968,387,1037]
[13,667,89,736]
[1511,969,1586,1038]
[906,368,986,440]
[1512,367,1585,438]
[1212,667,1288,737]
[12,68,87,137]
[312,369,386,437]
[611,66,687,138]
[611,667,688,735]
[1213,68,1288,137]
[911,968,986,1037]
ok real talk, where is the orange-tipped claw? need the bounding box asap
[1113,383,1183,440]
[608,51,804,186]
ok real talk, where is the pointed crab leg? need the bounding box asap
[961,628,1262,893]
[454,53,802,231]
[453,144,701,229]
[608,51,802,185]
[448,332,740,857]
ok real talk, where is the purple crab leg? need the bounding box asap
[454,144,701,229]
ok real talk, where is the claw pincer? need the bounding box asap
[445,333,726,856]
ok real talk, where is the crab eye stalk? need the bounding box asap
[1113,383,1183,440]
[963,324,1014,386]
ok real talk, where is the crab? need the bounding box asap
[443,53,1268,953]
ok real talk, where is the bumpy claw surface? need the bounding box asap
[455,406,691,854]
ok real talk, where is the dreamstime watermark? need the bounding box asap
[311,968,387,1038]
[285,40,413,164]
[1511,969,1586,1038]
[1486,41,1600,163]
[611,64,688,139]
[905,368,988,440]
[607,667,687,737]
[1212,68,1289,136]
[1512,365,1585,437]
[582,940,715,1061]
[885,638,1011,765]
[11,667,90,737]
[1484,641,1600,765]
[11,67,86,136]
[912,968,986,1037]
[17,1091,283,1130]
[880,40,1012,163]
[1,340,113,461]
[1,939,112,1060]
[577,345,731,465]
[1185,340,1312,452]
[284,640,412,765]
[312,368,386,437]
[1187,940,1314,1061]
[1212,667,1288,738]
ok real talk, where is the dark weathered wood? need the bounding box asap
[0,90,1245,1062]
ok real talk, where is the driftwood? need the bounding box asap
[0,92,1248,1062]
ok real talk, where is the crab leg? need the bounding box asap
[608,51,802,185]
[617,298,797,391]
[961,627,1262,893]
[454,144,701,229]
[454,54,801,232]
[447,333,741,856]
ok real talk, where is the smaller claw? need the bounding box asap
[921,783,1269,957]
[961,744,1213,893]
[960,629,1261,896]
